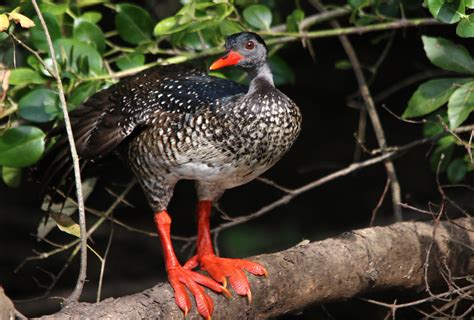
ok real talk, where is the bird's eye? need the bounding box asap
[245,41,255,50]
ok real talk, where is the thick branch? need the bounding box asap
[39,217,473,319]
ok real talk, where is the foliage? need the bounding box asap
[0,0,472,188]
[403,36,474,182]
[425,0,474,37]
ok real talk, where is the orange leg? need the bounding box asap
[154,210,229,319]
[185,201,268,302]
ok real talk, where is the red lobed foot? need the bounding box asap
[199,255,267,302]
[167,265,230,319]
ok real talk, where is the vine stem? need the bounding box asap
[31,0,88,303]
[262,18,440,39]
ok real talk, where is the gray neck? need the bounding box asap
[248,63,274,93]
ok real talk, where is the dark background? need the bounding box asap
[1,1,472,319]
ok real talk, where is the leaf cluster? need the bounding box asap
[403,36,474,182]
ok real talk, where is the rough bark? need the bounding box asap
[39,217,473,319]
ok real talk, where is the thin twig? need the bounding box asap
[309,0,403,221]
[352,31,395,161]
[97,221,114,303]
[7,31,54,76]
[360,284,474,312]
[31,0,88,303]
[370,176,391,226]
[270,6,351,32]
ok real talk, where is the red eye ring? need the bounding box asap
[245,41,255,50]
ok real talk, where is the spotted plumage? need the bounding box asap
[43,32,301,211]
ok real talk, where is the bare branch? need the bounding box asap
[31,0,88,303]
[309,0,403,221]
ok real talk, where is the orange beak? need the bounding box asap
[209,50,243,70]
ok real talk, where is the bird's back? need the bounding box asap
[40,64,247,193]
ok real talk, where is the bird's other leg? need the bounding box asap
[154,210,229,319]
[185,182,267,302]
[145,178,228,318]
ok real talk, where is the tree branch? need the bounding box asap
[38,217,473,319]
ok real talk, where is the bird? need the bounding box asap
[41,31,301,318]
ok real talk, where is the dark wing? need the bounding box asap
[39,63,247,192]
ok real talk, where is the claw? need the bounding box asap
[221,277,227,289]
[221,286,231,299]
[247,289,252,304]
[263,268,268,278]
[184,306,189,318]
[168,266,222,319]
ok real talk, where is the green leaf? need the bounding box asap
[286,9,304,32]
[176,31,216,51]
[403,78,470,118]
[153,16,177,36]
[354,16,378,26]
[430,135,455,171]
[447,81,474,128]
[18,89,60,123]
[68,82,100,108]
[9,68,46,85]
[243,5,272,30]
[456,14,474,38]
[335,59,352,70]
[27,55,42,71]
[269,55,295,86]
[153,16,189,36]
[2,166,21,188]
[427,0,465,24]
[375,0,400,17]
[0,126,45,168]
[219,20,243,36]
[115,3,153,45]
[423,121,443,137]
[30,13,61,51]
[73,19,106,53]
[54,38,103,75]
[466,0,474,8]
[39,2,68,16]
[423,111,448,136]
[447,158,468,183]
[115,52,145,71]
[80,11,102,24]
[349,0,372,10]
[422,36,474,74]
[77,0,109,7]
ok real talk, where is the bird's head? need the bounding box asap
[209,32,268,71]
